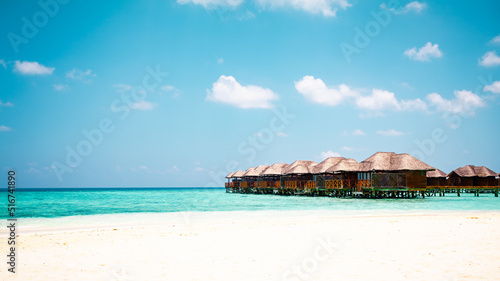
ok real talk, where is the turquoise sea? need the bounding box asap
[2,188,500,219]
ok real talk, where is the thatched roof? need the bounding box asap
[286,160,317,170]
[325,158,360,173]
[285,165,315,175]
[260,163,289,176]
[225,171,235,178]
[284,160,317,175]
[243,165,270,177]
[449,165,497,177]
[242,167,256,177]
[426,168,447,178]
[232,170,245,178]
[359,152,434,172]
[312,157,346,174]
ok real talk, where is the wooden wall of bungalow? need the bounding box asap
[240,176,259,188]
[281,173,314,190]
[448,173,497,187]
[260,175,281,188]
[405,170,428,189]
[314,171,358,190]
[427,176,448,187]
[364,170,427,190]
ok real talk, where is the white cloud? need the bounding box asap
[276,132,289,137]
[256,0,351,17]
[194,167,204,172]
[321,150,341,159]
[341,146,353,151]
[404,42,442,61]
[14,60,54,75]
[0,125,12,132]
[295,76,358,106]
[380,1,427,14]
[295,77,426,114]
[114,84,132,93]
[66,69,96,82]
[217,58,224,64]
[399,98,428,111]
[377,129,405,136]
[489,34,500,45]
[426,90,485,115]
[177,0,243,8]
[131,101,157,110]
[206,75,278,109]
[160,85,181,98]
[351,129,365,136]
[355,89,400,111]
[484,81,500,94]
[355,89,427,114]
[0,59,6,69]
[0,100,14,107]
[402,1,427,13]
[53,84,70,91]
[478,51,500,67]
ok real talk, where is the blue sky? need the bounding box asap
[1,0,499,187]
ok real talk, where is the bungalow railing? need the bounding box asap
[324,180,353,189]
[325,180,341,189]
[356,179,371,190]
[305,180,316,189]
[257,181,280,188]
[284,180,297,189]
[284,180,311,189]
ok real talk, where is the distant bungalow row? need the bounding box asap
[225,152,500,198]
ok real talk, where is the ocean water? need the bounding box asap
[1,187,499,219]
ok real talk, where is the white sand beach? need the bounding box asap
[1,211,499,281]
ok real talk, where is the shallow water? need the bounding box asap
[1,187,499,219]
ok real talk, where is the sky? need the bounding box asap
[0,0,499,188]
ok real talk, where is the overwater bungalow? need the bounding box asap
[225,172,235,189]
[259,163,289,191]
[359,152,434,192]
[242,165,270,192]
[230,170,245,191]
[311,157,346,190]
[325,158,361,192]
[240,167,257,190]
[282,160,317,192]
[224,152,499,198]
[448,165,498,187]
[426,168,448,187]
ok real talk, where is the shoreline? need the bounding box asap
[2,209,500,235]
